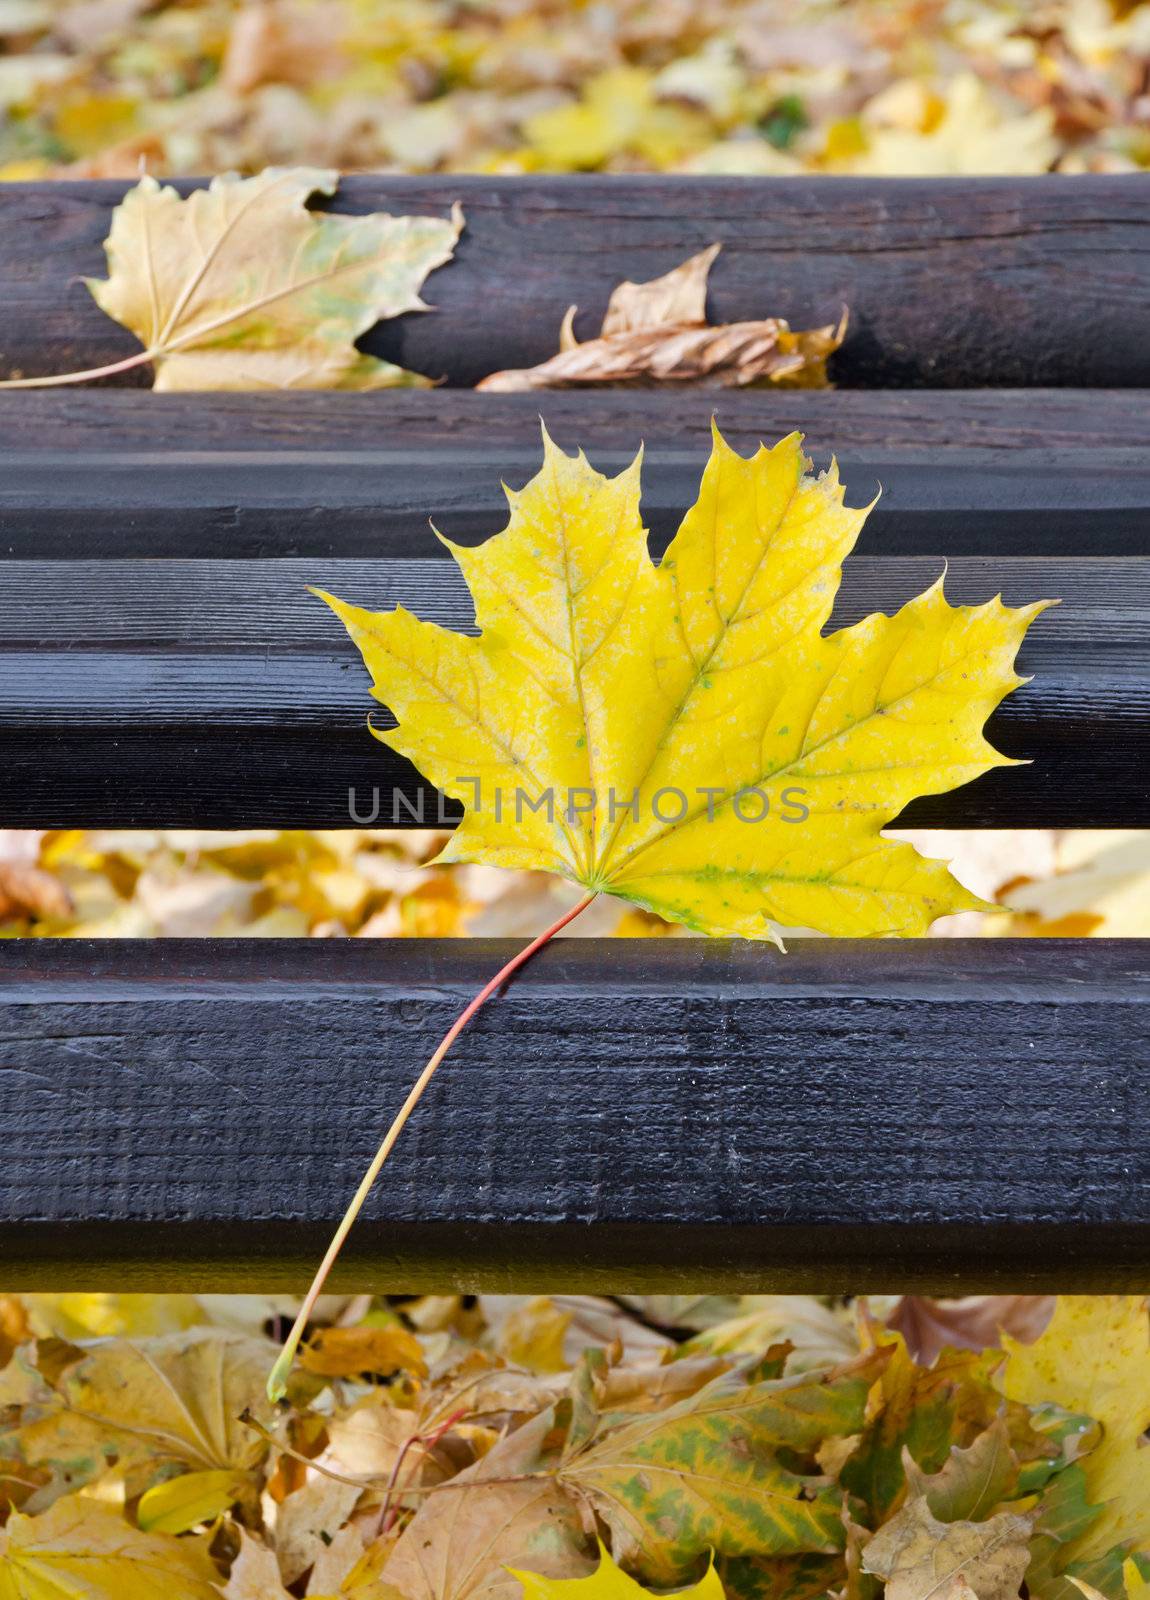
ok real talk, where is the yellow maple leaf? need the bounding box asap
[2,169,462,391]
[319,425,1048,943]
[0,1497,220,1600]
[1000,1295,1150,1562]
[510,1542,723,1598]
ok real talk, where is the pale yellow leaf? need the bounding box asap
[849,75,1056,176]
[679,1295,857,1374]
[0,1497,220,1600]
[275,1470,362,1586]
[862,1496,1033,1600]
[18,1329,278,1496]
[88,169,462,390]
[20,1294,203,1342]
[222,1526,293,1600]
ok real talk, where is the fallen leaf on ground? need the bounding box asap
[222,0,348,94]
[136,1466,251,1533]
[1000,1296,1150,1563]
[477,246,844,390]
[511,1540,724,1597]
[0,1295,31,1368]
[862,1496,1034,1600]
[0,861,71,921]
[301,1324,429,1381]
[523,66,709,172]
[887,1297,1055,1366]
[852,73,1057,175]
[324,1395,430,1483]
[0,1496,220,1600]
[381,1408,595,1599]
[19,1293,206,1342]
[559,1353,885,1584]
[999,832,1150,937]
[1,1291,1149,1600]
[840,1332,1000,1523]
[17,1328,277,1499]
[486,1296,673,1372]
[3,0,1146,180]
[275,1469,363,1586]
[903,1415,1020,1523]
[679,1294,857,1373]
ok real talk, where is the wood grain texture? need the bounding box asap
[2,939,1147,1291]
[2,425,1146,560]
[0,176,1147,388]
[3,388,1150,454]
[0,555,1142,829]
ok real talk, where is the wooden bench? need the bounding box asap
[1,176,1148,1294]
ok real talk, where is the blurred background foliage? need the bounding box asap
[2,827,1149,937]
[0,0,1147,180]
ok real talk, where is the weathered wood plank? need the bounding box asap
[0,176,1147,388]
[0,556,1142,828]
[3,389,1149,454]
[1,939,1146,1291]
[2,434,1146,559]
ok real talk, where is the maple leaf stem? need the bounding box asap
[266,888,599,1403]
[0,349,157,387]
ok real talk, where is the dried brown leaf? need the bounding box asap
[223,1526,294,1599]
[887,1297,1055,1366]
[276,1469,363,1586]
[0,861,71,922]
[380,1407,593,1599]
[599,242,719,335]
[222,0,349,95]
[863,1497,1033,1600]
[477,245,844,391]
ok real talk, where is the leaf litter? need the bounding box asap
[2,1291,1149,1599]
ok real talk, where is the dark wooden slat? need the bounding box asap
[2,437,1147,559]
[2,939,1147,1291]
[4,389,1150,454]
[0,556,1143,829]
[0,176,1147,389]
